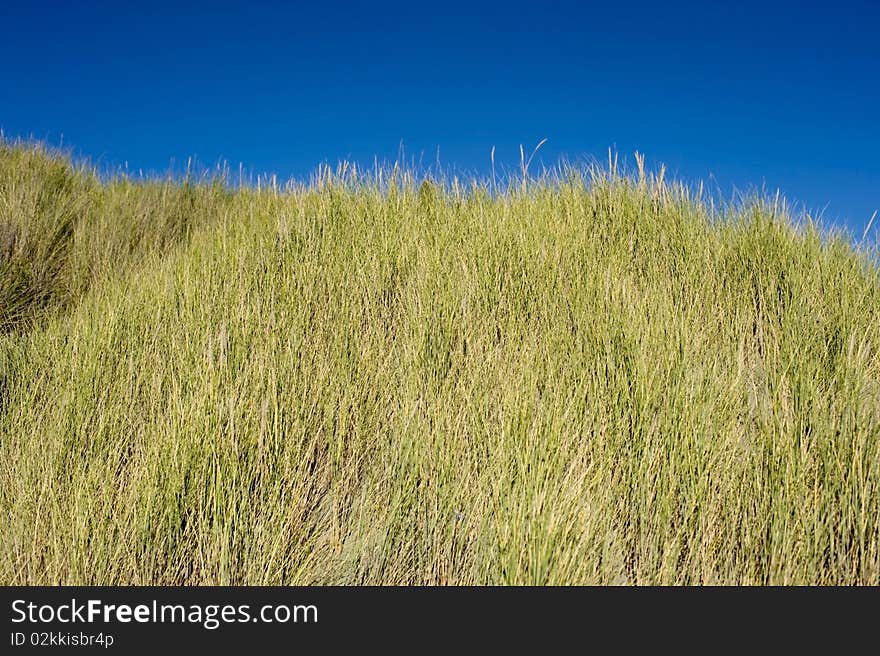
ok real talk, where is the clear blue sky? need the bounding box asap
[2,0,878,234]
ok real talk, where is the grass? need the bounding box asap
[1,140,878,585]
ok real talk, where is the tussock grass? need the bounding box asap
[1,140,878,584]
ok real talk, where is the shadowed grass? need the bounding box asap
[0,141,878,584]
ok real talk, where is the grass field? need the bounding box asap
[1,140,878,585]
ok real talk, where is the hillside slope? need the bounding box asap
[1,143,878,584]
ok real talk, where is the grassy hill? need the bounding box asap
[1,141,878,584]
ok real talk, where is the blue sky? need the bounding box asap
[2,0,878,234]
